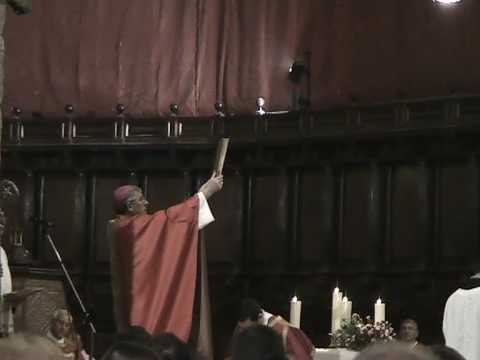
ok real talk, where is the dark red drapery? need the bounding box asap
[4,0,480,118]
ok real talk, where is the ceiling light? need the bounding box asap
[433,0,462,4]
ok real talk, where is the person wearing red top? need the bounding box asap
[108,174,223,343]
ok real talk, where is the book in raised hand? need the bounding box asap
[213,138,229,175]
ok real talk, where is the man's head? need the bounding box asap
[151,332,193,360]
[102,341,160,360]
[113,185,149,215]
[116,325,152,346]
[399,319,419,343]
[237,299,263,329]
[50,309,73,339]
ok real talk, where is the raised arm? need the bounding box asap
[198,173,224,199]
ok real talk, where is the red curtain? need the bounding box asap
[4,0,480,118]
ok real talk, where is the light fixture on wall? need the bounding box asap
[256,97,266,115]
[214,102,226,117]
[170,103,179,116]
[288,52,312,111]
[433,0,462,4]
[288,61,309,84]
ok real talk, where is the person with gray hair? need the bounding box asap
[353,343,437,360]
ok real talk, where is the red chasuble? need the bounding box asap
[112,195,199,341]
[269,317,315,360]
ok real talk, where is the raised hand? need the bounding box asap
[199,172,224,199]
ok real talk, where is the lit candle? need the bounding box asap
[374,298,385,324]
[331,287,343,333]
[342,296,352,322]
[290,296,302,328]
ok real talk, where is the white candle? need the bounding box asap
[346,300,352,321]
[331,287,343,333]
[290,296,302,328]
[341,296,352,322]
[374,298,385,324]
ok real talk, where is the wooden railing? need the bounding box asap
[4,95,480,147]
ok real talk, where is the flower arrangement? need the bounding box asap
[331,313,396,351]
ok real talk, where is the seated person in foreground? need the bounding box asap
[227,298,314,360]
[232,325,287,360]
[101,341,160,360]
[46,309,85,359]
[0,333,63,360]
[354,343,436,360]
[151,332,195,360]
[429,345,466,360]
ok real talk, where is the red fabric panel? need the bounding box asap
[4,0,480,117]
[114,195,199,340]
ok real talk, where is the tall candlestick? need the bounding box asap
[374,298,385,324]
[290,296,302,328]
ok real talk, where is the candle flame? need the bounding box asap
[376,298,382,304]
[292,296,298,302]
[334,287,339,293]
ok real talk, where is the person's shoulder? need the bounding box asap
[413,342,431,356]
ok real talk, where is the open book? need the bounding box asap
[213,138,229,175]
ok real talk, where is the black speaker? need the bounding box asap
[6,0,32,15]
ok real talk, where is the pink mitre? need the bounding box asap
[113,185,138,209]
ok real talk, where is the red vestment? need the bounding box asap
[112,195,199,341]
[269,316,315,360]
[227,318,315,360]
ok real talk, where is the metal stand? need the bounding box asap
[45,230,96,359]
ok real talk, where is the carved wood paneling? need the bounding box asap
[203,172,243,273]
[143,172,188,209]
[340,164,381,271]
[41,173,86,269]
[388,162,430,270]
[250,170,288,272]
[5,102,480,354]
[297,167,336,271]
[438,159,478,269]
[92,173,136,267]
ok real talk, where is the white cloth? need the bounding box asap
[261,309,274,325]
[46,330,75,358]
[197,192,214,230]
[0,247,11,295]
[443,287,480,360]
[315,348,357,360]
[0,246,13,336]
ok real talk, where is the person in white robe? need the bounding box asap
[443,272,480,360]
[0,212,14,337]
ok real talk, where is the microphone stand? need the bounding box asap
[43,222,96,360]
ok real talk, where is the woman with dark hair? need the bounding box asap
[101,341,160,360]
[151,333,194,360]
